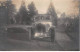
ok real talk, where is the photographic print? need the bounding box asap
[0,0,79,51]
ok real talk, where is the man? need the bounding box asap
[49,26,55,42]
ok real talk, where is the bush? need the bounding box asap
[65,16,79,33]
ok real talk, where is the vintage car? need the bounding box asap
[34,25,56,38]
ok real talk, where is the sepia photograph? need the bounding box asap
[0,0,79,51]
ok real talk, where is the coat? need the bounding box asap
[49,27,55,42]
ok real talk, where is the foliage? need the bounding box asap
[15,1,37,25]
[64,16,79,33]
[15,13,21,24]
[28,2,38,16]
[17,1,29,24]
[5,0,16,24]
[28,2,38,25]
[47,2,58,26]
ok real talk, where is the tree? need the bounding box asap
[28,1,38,25]
[15,12,21,24]
[65,16,79,33]
[47,2,58,26]
[71,16,79,32]
[16,1,28,24]
[6,0,16,24]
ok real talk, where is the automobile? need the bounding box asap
[5,25,32,41]
[34,26,56,38]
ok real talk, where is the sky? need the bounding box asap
[0,0,79,16]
